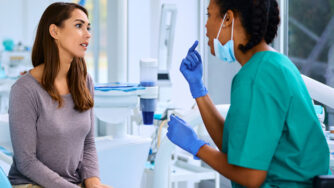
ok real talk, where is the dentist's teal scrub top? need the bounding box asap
[222,51,330,188]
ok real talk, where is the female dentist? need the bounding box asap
[166,0,330,187]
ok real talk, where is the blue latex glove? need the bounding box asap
[167,114,207,158]
[180,40,208,99]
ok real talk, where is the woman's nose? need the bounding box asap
[85,30,91,39]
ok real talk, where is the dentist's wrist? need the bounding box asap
[189,80,208,99]
[191,139,207,160]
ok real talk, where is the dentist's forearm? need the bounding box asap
[197,145,267,188]
[196,95,224,149]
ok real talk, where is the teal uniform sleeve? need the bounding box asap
[224,83,288,171]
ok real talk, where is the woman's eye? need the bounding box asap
[75,24,82,28]
[87,27,91,31]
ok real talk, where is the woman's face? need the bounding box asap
[205,0,231,55]
[53,9,91,58]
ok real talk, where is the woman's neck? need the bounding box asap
[57,48,73,80]
[235,40,276,66]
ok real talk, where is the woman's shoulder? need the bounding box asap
[259,51,294,70]
[235,51,296,88]
[12,72,38,90]
[10,72,41,102]
[10,64,46,104]
[255,51,301,95]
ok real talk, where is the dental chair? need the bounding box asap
[0,167,11,188]
[300,75,334,188]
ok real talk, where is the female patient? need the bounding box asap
[8,3,110,188]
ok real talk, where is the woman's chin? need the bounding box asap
[74,53,86,58]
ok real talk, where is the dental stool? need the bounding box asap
[313,175,334,188]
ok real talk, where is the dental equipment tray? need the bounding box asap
[94,82,145,92]
[170,160,218,182]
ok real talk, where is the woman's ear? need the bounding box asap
[49,24,59,39]
[224,10,234,27]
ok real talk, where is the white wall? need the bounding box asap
[127,0,152,83]
[160,0,199,109]
[0,0,70,50]
[0,0,24,50]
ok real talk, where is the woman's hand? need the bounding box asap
[84,177,113,188]
[180,40,208,99]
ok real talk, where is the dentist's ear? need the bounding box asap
[223,10,234,27]
[49,24,59,39]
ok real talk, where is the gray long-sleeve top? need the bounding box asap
[8,72,99,188]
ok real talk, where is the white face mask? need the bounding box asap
[213,14,236,63]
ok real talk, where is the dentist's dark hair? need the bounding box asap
[215,0,280,53]
[31,2,93,112]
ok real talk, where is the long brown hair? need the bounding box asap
[31,2,93,112]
